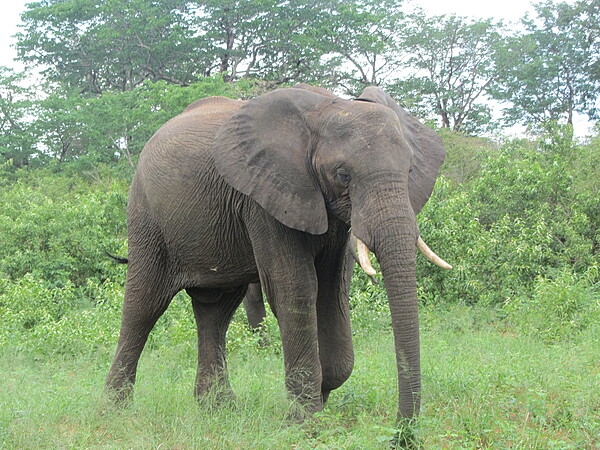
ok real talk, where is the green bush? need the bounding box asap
[0,276,123,355]
[0,166,128,287]
[417,131,598,307]
[438,129,498,185]
[504,264,600,343]
[29,77,266,166]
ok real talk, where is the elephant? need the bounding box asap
[105,83,448,424]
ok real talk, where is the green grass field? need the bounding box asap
[2,304,598,449]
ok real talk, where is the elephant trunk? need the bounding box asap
[351,184,421,421]
[376,242,420,420]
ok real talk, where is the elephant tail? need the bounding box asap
[105,251,128,264]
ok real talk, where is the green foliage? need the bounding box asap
[15,0,405,93]
[0,275,123,355]
[0,167,128,286]
[417,125,598,308]
[568,132,600,254]
[437,129,498,184]
[16,0,196,93]
[3,0,598,159]
[29,77,261,165]
[0,166,130,356]
[0,67,37,166]
[390,11,502,133]
[491,0,600,126]
[504,265,600,343]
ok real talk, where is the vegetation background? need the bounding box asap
[0,0,599,448]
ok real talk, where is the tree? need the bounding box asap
[0,67,37,166]
[15,0,406,94]
[16,0,197,94]
[575,0,600,118]
[188,0,406,91]
[191,0,330,83]
[491,0,599,128]
[27,76,260,165]
[318,0,405,94]
[389,11,502,134]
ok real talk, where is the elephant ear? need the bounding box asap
[212,88,330,235]
[357,86,446,215]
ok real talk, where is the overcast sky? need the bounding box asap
[1,0,27,69]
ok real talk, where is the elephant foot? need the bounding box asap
[104,381,134,408]
[195,381,237,407]
[285,400,318,424]
[105,367,136,407]
[284,390,330,424]
[284,390,323,423]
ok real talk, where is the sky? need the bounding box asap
[1,0,28,69]
[408,0,537,22]
[0,0,541,69]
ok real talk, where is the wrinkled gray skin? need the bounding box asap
[106,84,445,422]
[242,282,267,331]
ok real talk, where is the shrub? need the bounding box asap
[503,264,600,343]
[0,276,123,355]
[417,135,598,307]
[0,167,128,288]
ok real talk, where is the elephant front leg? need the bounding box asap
[316,247,355,403]
[260,268,323,419]
[247,214,323,419]
[188,286,246,403]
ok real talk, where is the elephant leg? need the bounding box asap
[316,246,355,403]
[188,286,246,402]
[244,213,322,417]
[106,267,175,403]
[255,260,322,415]
[261,273,322,417]
[242,282,267,330]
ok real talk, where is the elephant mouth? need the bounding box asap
[351,234,452,276]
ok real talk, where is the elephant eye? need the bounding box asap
[335,167,352,186]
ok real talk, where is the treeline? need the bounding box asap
[1,0,599,166]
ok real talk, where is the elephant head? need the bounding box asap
[353,87,451,274]
[212,86,446,420]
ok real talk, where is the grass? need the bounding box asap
[1,305,598,449]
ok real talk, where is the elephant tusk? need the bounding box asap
[417,236,453,269]
[355,238,377,277]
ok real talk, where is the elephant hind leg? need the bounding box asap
[106,273,176,403]
[189,286,247,402]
